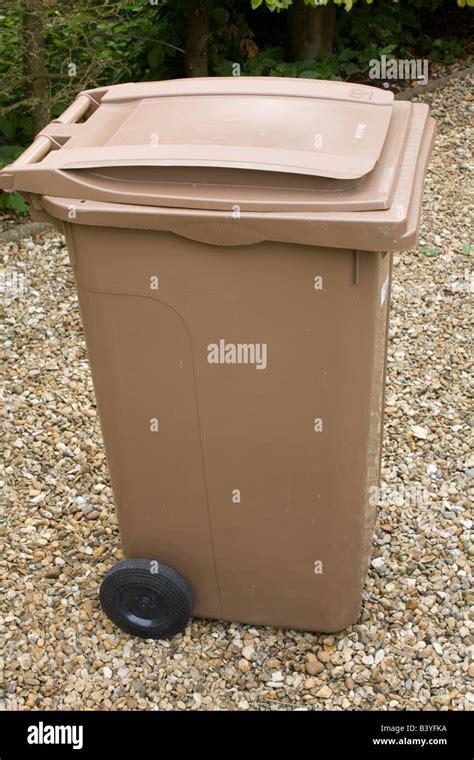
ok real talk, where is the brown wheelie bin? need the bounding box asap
[0,78,436,638]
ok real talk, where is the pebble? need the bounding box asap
[270,671,284,683]
[316,686,332,699]
[305,660,325,676]
[411,425,429,440]
[317,651,331,664]
[45,567,61,579]
[371,557,385,569]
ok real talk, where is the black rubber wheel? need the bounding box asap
[99,559,193,640]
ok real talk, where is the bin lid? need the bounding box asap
[0,78,435,249]
[40,109,436,252]
[2,78,414,213]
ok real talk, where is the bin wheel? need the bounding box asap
[99,559,193,640]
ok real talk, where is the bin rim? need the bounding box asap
[39,110,436,253]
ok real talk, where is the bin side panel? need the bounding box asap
[361,251,393,577]
[73,284,223,618]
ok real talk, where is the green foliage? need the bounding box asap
[0,0,180,145]
[240,0,471,81]
[252,0,403,10]
[253,0,474,10]
[0,144,25,165]
[419,245,441,257]
[0,190,29,213]
[0,0,471,161]
[0,145,30,213]
[210,5,259,73]
[251,0,292,9]
[429,38,465,63]
[236,47,364,78]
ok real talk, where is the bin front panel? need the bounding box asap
[68,223,389,631]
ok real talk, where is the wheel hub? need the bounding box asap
[118,584,168,628]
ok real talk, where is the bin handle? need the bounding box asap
[0,93,100,189]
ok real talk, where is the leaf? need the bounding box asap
[419,245,440,258]
[0,144,25,164]
[341,62,362,75]
[212,7,228,24]
[314,64,333,78]
[147,46,165,69]
[212,59,235,77]
[0,191,29,213]
[0,116,18,141]
[299,59,319,71]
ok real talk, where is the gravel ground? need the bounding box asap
[1,74,473,712]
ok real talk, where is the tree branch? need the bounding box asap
[0,99,31,116]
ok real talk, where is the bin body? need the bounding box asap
[67,225,392,631]
[0,78,435,632]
